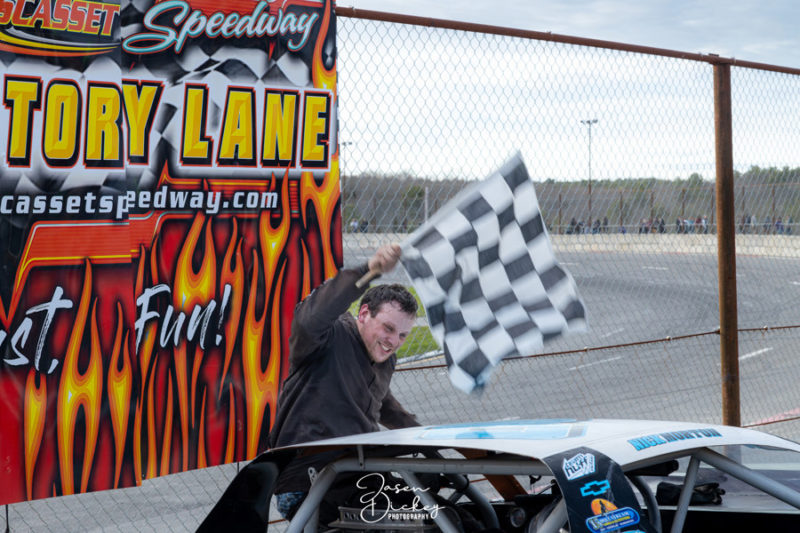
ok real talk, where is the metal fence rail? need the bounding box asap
[396,326,800,443]
[5,8,800,533]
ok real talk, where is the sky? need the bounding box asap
[335,1,800,181]
[342,0,800,69]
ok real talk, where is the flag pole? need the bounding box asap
[355,269,382,289]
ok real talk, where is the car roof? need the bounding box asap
[273,418,800,468]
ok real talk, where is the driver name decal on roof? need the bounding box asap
[628,427,722,451]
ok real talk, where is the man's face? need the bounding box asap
[356,301,415,363]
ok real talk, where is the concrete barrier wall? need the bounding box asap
[343,232,800,258]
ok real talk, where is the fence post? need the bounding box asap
[714,62,740,427]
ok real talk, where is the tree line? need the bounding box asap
[341,165,800,233]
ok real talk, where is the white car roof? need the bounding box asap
[279,419,800,468]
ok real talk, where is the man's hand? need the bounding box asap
[368,243,402,274]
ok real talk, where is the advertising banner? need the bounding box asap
[0,0,340,504]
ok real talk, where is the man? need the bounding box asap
[268,243,419,520]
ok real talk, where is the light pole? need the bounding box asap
[339,140,353,177]
[339,140,353,162]
[581,118,598,229]
[340,141,355,230]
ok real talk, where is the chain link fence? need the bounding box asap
[5,9,800,533]
[337,14,800,437]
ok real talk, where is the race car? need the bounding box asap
[199,419,800,532]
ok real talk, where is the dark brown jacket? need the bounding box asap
[269,264,418,493]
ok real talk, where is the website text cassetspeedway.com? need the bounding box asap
[0,186,278,219]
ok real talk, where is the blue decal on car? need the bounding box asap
[419,420,585,441]
[628,428,722,451]
[585,507,640,533]
[580,480,611,497]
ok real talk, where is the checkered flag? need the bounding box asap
[401,153,587,393]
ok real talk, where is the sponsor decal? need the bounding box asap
[586,500,640,533]
[545,448,653,533]
[590,498,617,515]
[627,428,722,451]
[580,480,611,497]
[562,451,596,481]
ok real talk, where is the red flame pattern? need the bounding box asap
[0,0,340,505]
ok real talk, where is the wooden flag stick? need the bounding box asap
[355,268,382,289]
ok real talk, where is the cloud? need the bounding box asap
[344,0,800,66]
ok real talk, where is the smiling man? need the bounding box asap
[268,243,419,520]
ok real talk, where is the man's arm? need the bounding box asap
[379,389,419,429]
[290,243,403,366]
[289,266,367,365]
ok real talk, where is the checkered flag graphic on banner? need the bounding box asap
[121,3,337,190]
[401,153,587,393]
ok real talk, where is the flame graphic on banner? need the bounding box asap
[108,302,133,489]
[160,370,174,478]
[1,0,340,507]
[57,261,103,496]
[313,0,336,93]
[240,179,291,458]
[301,167,340,280]
[24,369,46,500]
[219,218,244,463]
[224,384,236,464]
[197,387,208,468]
[300,240,311,299]
[219,218,244,394]
[173,213,216,470]
[10,170,339,503]
[133,240,162,482]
